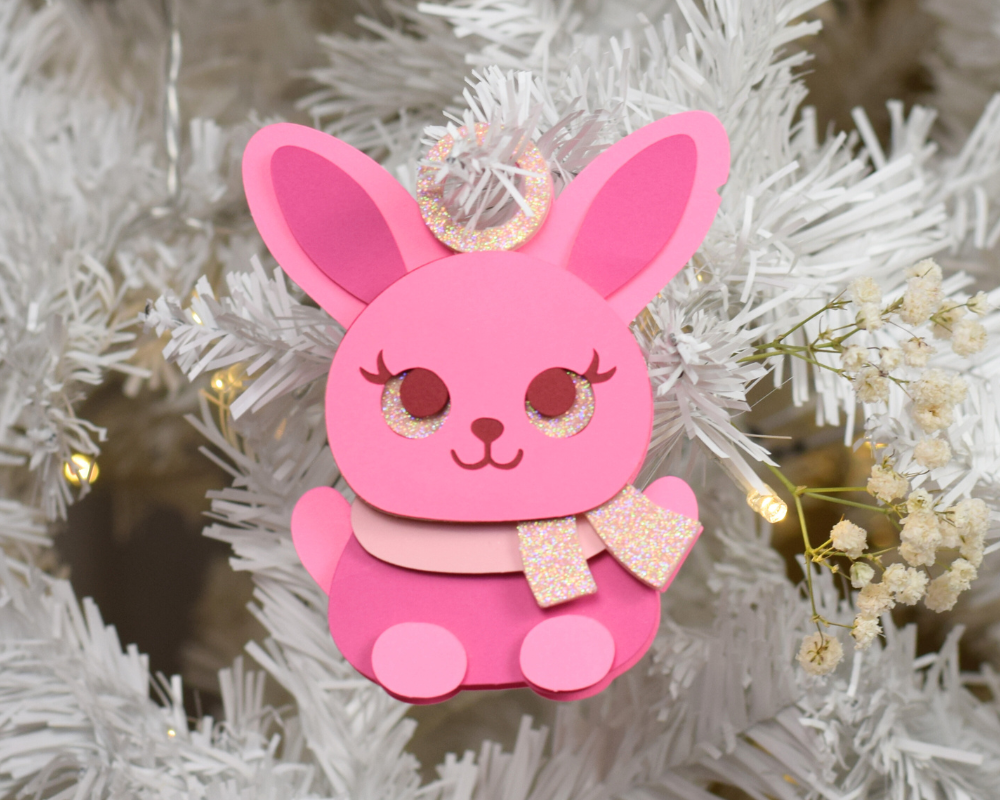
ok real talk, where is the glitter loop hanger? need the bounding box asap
[417,123,553,252]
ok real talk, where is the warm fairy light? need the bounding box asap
[189,289,203,325]
[747,488,788,523]
[211,365,245,393]
[167,728,177,738]
[63,453,99,485]
[632,307,663,341]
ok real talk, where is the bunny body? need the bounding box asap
[296,475,697,703]
[243,112,729,702]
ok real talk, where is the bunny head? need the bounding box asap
[243,114,729,523]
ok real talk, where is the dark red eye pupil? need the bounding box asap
[527,368,576,417]
[399,368,449,418]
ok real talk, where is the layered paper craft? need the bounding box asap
[243,112,729,702]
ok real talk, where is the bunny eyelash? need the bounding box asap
[361,351,394,384]
[583,351,616,384]
[363,350,614,387]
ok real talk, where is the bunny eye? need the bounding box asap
[382,369,450,438]
[399,368,449,417]
[525,369,594,438]
[526,368,576,417]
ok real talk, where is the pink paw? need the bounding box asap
[371,623,467,703]
[519,615,615,693]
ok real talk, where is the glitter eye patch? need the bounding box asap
[382,373,450,438]
[525,366,602,438]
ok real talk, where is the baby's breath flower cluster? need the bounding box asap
[837,262,982,435]
[751,259,994,673]
[776,463,990,670]
[847,470,988,644]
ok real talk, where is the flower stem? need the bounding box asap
[801,492,891,513]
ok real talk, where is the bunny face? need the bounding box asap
[327,251,652,522]
[243,113,730,523]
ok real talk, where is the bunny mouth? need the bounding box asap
[451,445,524,471]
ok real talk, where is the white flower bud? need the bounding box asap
[854,366,889,403]
[905,488,934,514]
[882,563,928,605]
[797,632,844,676]
[913,402,954,433]
[850,562,875,588]
[857,302,884,331]
[910,370,966,433]
[849,276,882,306]
[968,291,990,316]
[879,347,903,372]
[925,574,961,612]
[857,582,894,616]
[900,276,943,325]
[906,259,943,283]
[914,437,951,469]
[960,529,986,568]
[948,558,978,591]
[951,319,987,357]
[931,301,966,339]
[867,464,908,502]
[954,498,989,538]
[841,344,867,372]
[899,510,942,567]
[902,338,934,367]
[851,614,882,649]
[831,519,868,559]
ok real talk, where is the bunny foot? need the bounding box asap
[519,615,615,693]
[371,622,468,703]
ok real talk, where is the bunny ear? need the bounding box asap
[521,111,729,323]
[243,123,450,328]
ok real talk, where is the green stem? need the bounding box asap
[766,462,797,494]
[766,463,824,623]
[773,301,843,344]
[741,346,846,376]
[801,492,892,513]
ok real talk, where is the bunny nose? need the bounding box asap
[471,418,504,444]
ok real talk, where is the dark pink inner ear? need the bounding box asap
[271,146,406,303]
[566,134,697,298]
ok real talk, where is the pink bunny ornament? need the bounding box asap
[243,112,730,703]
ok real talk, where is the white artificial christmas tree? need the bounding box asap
[3,0,1000,797]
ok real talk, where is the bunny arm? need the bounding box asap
[291,486,352,594]
[642,475,699,519]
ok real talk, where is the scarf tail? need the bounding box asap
[516,486,701,607]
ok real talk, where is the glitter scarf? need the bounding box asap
[516,485,701,608]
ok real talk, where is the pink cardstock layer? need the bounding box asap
[350,476,698,573]
[521,111,729,323]
[325,252,654,523]
[328,539,661,703]
[243,124,450,328]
